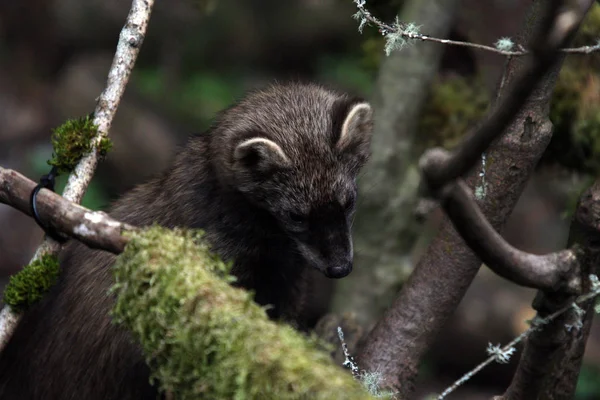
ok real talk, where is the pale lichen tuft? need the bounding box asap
[494,37,514,52]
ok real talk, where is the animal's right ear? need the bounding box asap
[333,98,374,168]
[233,137,291,176]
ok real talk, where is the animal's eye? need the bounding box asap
[288,212,307,224]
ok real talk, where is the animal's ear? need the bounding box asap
[333,100,374,167]
[233,137,291,176]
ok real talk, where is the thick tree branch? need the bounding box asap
[0,0,155,350]
[437,178,581,293]
[0,167,134,254]
[357,1,594,397]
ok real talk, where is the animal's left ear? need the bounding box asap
[333,99,374,167]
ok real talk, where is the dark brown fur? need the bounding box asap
[0,82,374,399]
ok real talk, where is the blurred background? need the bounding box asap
[1,0,600,398]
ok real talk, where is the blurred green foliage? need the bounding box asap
[544,4,600,174]
[315,54,376,96]
[133,68,246,130]
[416,74,490,154]
[576,364,600,400]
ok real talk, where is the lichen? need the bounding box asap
[110,226,374,400]
[48,116,112,173]
[494,37,514,52]
[3,254,60,312]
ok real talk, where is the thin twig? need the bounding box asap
[0,0,155,351]
[438,276,600,399]
[495,56,513,103]
[354,0,600,57]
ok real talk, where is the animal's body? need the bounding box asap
[0,82,374,399]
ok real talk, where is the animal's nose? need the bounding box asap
[325,262,352,279]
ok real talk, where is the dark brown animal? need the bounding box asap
[0,82,374,399]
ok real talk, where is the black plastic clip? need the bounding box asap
[30,166,68,243]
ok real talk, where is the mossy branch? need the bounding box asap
[111,227,375,400]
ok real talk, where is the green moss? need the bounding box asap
[3,254,60,312]
[98,136,113,157]
[417,75,490,153]
[48,116,111,173]
[110,226,374,400]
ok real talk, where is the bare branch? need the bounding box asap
[0,167,135,254]
[429,173,582,293]
[0,0,155,350]
[354,0,600,57]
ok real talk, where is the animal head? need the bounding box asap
[214,82,374,279]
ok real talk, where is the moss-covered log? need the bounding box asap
[111,227,375,400]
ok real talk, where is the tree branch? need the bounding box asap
[436,178,581,294]
[0,0,155,350]
[0,167,134,254]
[354,0,600,57]
[0,172,376,399]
